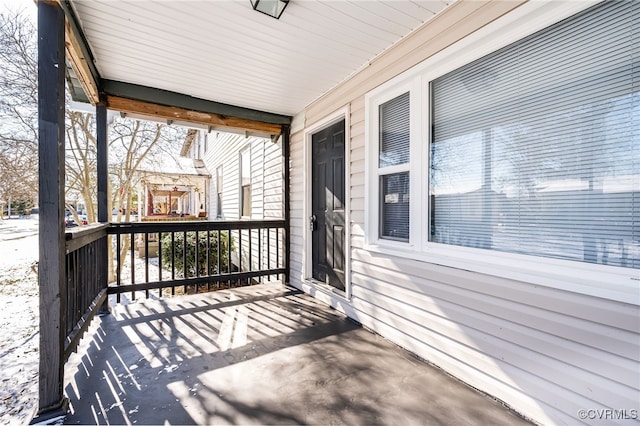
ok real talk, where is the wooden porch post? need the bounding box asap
[282,125,291,284]
[97,100,108,223]
[36,0,68,418]
[96,99,110,313]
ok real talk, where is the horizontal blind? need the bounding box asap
[379,92,410,168]
[430,1,639,268]
[381,172,410,241]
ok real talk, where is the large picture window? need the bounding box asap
[366,0,639,273]
[429,1,638,268]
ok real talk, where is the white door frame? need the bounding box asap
[302,105,351,300]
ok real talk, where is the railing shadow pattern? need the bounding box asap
[62,284,531,425]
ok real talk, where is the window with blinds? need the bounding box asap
[240,149,251,217]
[216,166,223,218]
[379,92,410,241]
[429,1,639,268]
[380,92,410,168]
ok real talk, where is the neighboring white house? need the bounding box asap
[181,129,285,276]
[136,131,211,220]
[181,130,284,222]
[289,2,639,425]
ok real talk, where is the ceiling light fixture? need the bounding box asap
[250,0,289,19]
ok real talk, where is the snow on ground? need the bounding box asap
[0,217,259,424]
[0,217,39,425]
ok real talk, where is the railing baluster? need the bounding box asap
[158,232,163,298]
[217,229,221,285]
[238,228,242,280]
[195,230,199,293]
[171,231,176,296]
[267,227,271,281]
[206,230,211,292]
[116,232,121,304]
[130,232,135,301]
[227,229,231,288]
[276,228,280,281]
[145,232,149,299]
[72,250,78,333]
[183,230,187,293]
[257,228,261,283]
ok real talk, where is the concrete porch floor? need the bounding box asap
[63,283,531,425]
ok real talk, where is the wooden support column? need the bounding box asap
[35,0,68,419]
[96,99,108,223]
[282,125,291,284]
[96,99,110,314]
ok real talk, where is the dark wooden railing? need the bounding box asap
[108,220,286,302]
[64,224,108,361]
[60,219,285,361]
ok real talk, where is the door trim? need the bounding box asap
[303,106,351,300]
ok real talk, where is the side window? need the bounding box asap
[216,166,223,219]
[378,92,410,241]
[240,149,251,218]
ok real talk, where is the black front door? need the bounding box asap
[311,120,346,291]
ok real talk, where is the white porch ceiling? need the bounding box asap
[70,0,453,116]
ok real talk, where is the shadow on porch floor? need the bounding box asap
[63,283,530,425]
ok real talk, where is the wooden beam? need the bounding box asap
[63,20,99,104]
[104,80,291,126]
[35,0,68,419]
[56,0,101,105]
[107,95,284,135]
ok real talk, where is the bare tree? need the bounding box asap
[0,8,38,214]
[62,110,185,279]
[107,117,185,281]
[65,110,98,223]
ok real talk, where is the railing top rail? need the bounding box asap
[65,223,109,253]
[65,222,109,240]
[108,219,285,234]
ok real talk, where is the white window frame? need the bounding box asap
[364,0,637,305]
[365,79,424,252]
[216,165,223,219]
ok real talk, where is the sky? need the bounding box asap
[0,0,36,20]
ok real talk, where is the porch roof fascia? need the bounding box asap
[56,0,291,135]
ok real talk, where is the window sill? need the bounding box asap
[363,241,639,306]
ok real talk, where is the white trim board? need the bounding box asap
[302,105,352,301]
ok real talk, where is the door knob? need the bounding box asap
[309,214,317,231]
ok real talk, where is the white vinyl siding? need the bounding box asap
[203,133,282,221]
[202,131,283,277]
[289,1,640,425]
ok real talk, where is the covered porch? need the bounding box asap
[36,0,531,423]
[63,283,529,425]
